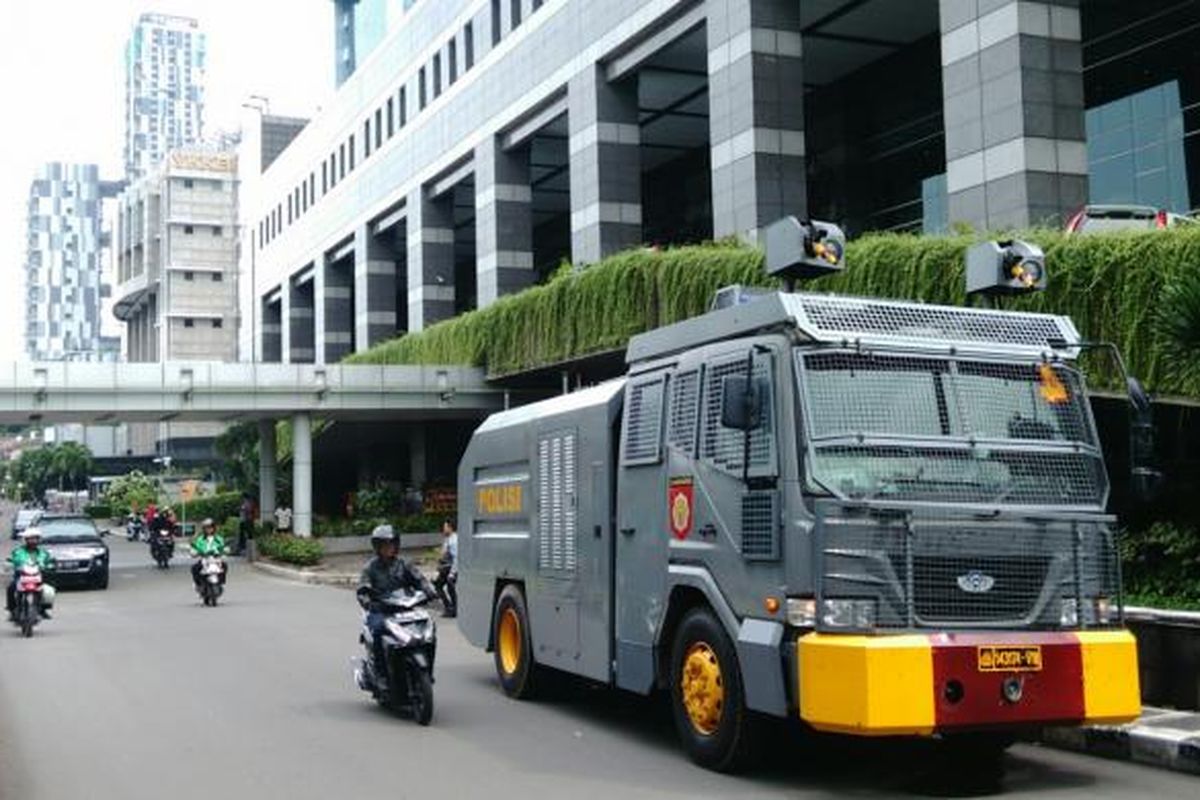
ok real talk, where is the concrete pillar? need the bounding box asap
[706,0,806,238]
[262,298,282,363]
[406,187,456,332]
[568,64,642,265]
[288,276,315,364]
[258,419,277,524]
[354,222,399,350]
[939,0,1087,230]
[475,135,535,306]
[291,413,312,537]
[324,255,355,362]
[409,426,427,487]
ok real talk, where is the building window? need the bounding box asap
[491,0,501,45]
[339,144,346,179]
[511,0,522,28]
[364,119,372,157]
[399,87,407,127]
[212,272,223,282]
[449,38,458,84]
[322,161,328,193]
[464,22,474,70]
[183,318,194,328]
[183,225,194,234]
[433,53,442,97]
[349,134,356,170]
[183,178,194,188]
[419,67,427,110]
[212,226,222,236]
[184,271,195,281]
[387,97,395,138]
[375,108,382,148]
[309,173,315,204]
[212,319,223,329]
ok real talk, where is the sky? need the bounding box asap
[0,0,333,361]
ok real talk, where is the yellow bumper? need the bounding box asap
[797,630,1140,736]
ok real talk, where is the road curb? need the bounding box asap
[1040,716,1200,775]
[250,559,357,588]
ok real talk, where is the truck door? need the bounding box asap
[614,372,670,693]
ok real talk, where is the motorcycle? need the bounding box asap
[354,588,436,725]
[149,528,175,568]
[12,564,51,638]
[126,516,145,542]
[195,555,225,606]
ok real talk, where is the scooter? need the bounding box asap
[12,564,52,638]
[126,516,145,542]
[354,588,436,725]
[150,528,175,568]
[195,555,225,606]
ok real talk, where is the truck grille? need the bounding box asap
[910,554,1051,623]
[814,500,1120,630]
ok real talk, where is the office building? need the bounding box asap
[114,148,239,456]
[123,12,207,181]
[243,0,1200,369]
[24,162,121,362]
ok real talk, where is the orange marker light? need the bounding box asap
[1038,363,1069,405]
[764,597,781,615]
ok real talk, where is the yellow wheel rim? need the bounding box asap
[680,642,724,736]
[498,607,522,675]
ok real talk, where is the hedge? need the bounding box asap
[179,492,243,525]
[1120,523,1200,610]
[312,513,446,538]
[84,503,113,520]
[347,229,1200,397]
[257,534,324,567]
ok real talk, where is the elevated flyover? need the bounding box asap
[3,361,508,535]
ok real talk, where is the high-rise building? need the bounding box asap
[123,13,206,181]
[113,147,240,457]
[333,0,415,87]
[24,162,120,362]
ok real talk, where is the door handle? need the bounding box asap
[619,527,636,536]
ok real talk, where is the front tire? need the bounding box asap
[411,668,434,726]
[492,584,537,699]
[669,608,757,773]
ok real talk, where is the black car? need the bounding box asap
[37,515,110,590]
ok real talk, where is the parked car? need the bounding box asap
[37,515,110,590]
[1064,204,1198,235]
[11,508,42,541]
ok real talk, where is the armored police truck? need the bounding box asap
[457,220,1143,773]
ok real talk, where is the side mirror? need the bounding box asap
[1127,377,1163,503]
[721,376,763,431]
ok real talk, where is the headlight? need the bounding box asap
[1060,598,1078,627]
[821,599,875,629]
[786,597,817,628]
[1094,596,1114,625]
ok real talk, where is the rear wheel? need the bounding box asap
[492,585,537,699]
[669,608,757,773]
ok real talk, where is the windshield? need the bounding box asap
[37,520,100,540]
[798,350,1107,506]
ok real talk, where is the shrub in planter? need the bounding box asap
[84,503,112,520]
[257,534,324,567]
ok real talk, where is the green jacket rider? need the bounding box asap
[10,543,53,570]
[191,530,227,556]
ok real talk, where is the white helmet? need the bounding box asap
[18,526,42,541]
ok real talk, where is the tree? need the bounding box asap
[104,470,159,515]
[50,441,94,491]
[215,422,259,495]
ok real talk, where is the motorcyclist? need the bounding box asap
[190,518,227,589]
[7,527,55,619]
[433,518,458,618]
[357,525,434,678]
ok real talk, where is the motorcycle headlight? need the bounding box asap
[1060,598,1079,627]
[821,599,875,629]
[786,597,817,628]
[383,618,413,644]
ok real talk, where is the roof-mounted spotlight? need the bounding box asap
[764,217,846,289]
[966,239,1047,299]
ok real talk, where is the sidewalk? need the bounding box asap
[1041,706,1200,775]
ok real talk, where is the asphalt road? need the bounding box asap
[1,521,1197,799]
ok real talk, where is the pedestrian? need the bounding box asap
[237,493,254,555]
[433,517,457,618]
